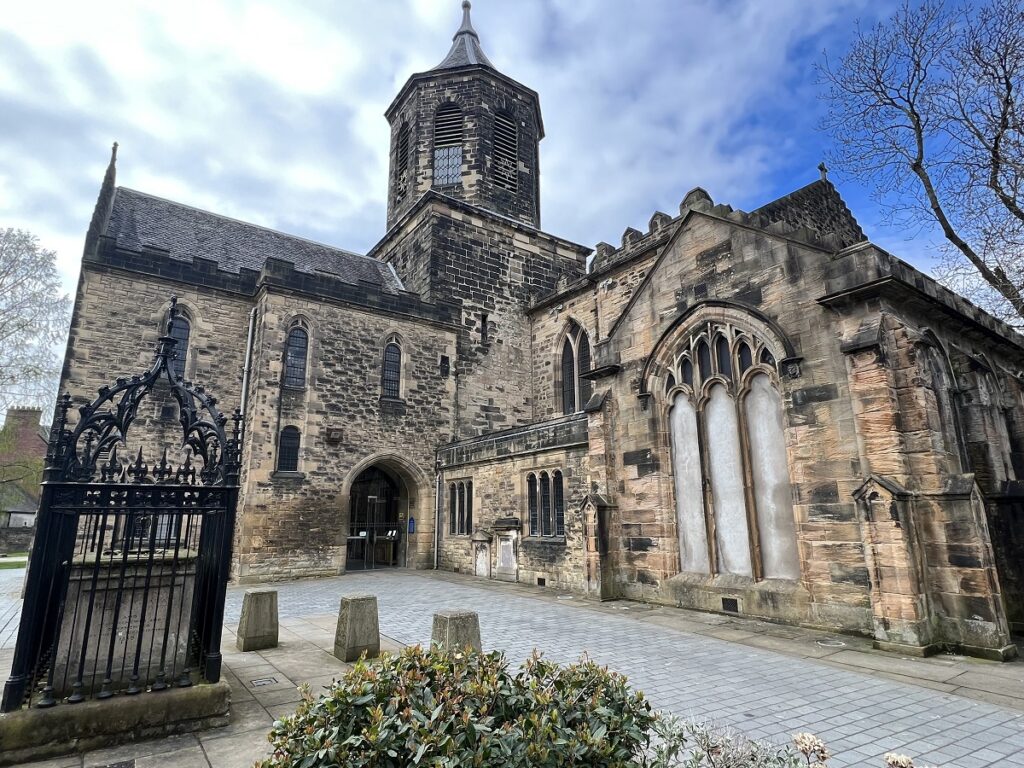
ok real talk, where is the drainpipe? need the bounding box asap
[433,463,442,569]
[239,307,258,424]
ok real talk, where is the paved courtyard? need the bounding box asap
[4,567,1024,767]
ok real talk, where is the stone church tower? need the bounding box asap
[385,0,542,229]
[57,2,1024,661]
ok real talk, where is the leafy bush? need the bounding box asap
[256,646,940,768]
[256,644,656,768]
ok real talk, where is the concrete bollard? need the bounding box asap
[334,594,380,662]
[431,610,481,652]
[236,588,279,652]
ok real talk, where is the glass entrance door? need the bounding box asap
[347,467,402,569]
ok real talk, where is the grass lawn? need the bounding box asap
[0,551,27,569]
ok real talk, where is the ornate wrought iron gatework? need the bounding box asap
[1,298,242,711]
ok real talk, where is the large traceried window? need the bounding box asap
[169,315,191,381]
[666,321,799,580]
[381,335,402,400]
[560,321,592,414]
[283,326,308,388]
[433,104,463,187]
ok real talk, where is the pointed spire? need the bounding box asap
[434,0,494,70]
[84,141,119,259]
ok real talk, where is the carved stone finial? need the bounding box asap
[818,162,829,180]
[111,141,118,161]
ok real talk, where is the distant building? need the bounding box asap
[59,3,1024,659]
[0,407,46,527]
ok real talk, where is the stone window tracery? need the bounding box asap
[448,479,473,535]
[283,326,308,388]
[526,470,565,538]
[665,321,799,580]
[559,321,592,414]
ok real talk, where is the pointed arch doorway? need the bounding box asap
[346,465,405,569]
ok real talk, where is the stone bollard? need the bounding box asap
[334,594,380,662]
[431,610,481,652]
[236,588,279,652]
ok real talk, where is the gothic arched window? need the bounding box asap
[559,322,592,414]
[666,321,799,581]
[493,112,518,191]
[381,335,402,400]
[433,104,463,187]
[169,315,191,381]
[283,327,308,388]
[277,426,301,472]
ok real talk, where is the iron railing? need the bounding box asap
[1,297,241,711]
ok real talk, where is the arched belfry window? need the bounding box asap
[665,320,800,581]
[169,314,191,381]
[493,112,518,192]
[283,326,308,388]
[395,122,411,199]
[433,104,463,187]
[560,322,592,414]
[277,426,301,472]
[381,335,402,400]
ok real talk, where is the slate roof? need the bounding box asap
[104,187,404,293]
[433,1,494,70]
[753,179,866,249]
[0,484,37,515]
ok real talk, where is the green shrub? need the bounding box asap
[256,644,656,768]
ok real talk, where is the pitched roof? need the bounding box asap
[104,187,404,293]
[433,1,494,70]
[0,484,37,514]
[753,179,866,249]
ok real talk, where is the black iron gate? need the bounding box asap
[1,298,241,711]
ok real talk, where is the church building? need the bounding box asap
[60,2,1024,660]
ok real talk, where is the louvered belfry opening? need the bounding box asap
[493,113,518,191]
[433,104,464,187]
[395,123,411,199]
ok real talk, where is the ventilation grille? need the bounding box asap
[493,113,518,191]
[396,123,411,182]
[434,105,464,148]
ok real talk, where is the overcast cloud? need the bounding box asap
[0,0,928,294]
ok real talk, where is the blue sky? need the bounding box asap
[0,0,929,294]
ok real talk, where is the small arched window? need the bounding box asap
[433,104,463,187]
[277,426,301,472]
[715,335,732,378]
[382,336,402,400]
[560,322,592,414]
[561,340,576,414]
[553,471,565,537]
[284,327,308,388]
[527,473,538,536]
[493,112,518,191]
[540,472,552,536]
[169,315,191,381]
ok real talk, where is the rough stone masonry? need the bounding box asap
[58,2,1024,659]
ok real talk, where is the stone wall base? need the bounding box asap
[0,681,230,766]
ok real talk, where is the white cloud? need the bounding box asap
[1,0,919,299]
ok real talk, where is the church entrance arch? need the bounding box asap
[345,460,421,570]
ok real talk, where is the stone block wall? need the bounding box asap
[374,196,588,439]
[236,288,458,581]
[437,414,589,592]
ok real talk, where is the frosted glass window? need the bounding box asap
[670,394,710,573]
[745,374,800,579]
[705,385,752,576]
